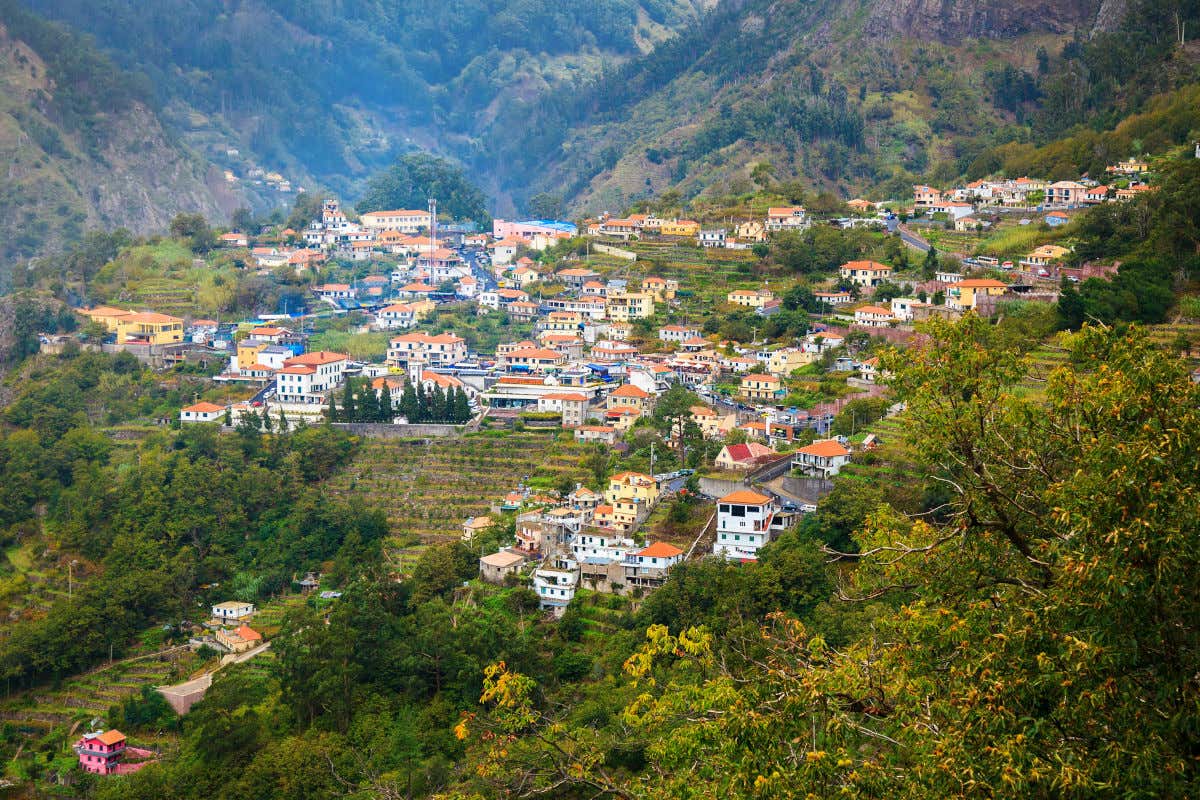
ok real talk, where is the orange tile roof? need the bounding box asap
[955,279,1008,288]
[841,260,891,271]
[611,384,650,398]
[720,489,772,505]
[183,402,225,414]
[542,392,589,402]
[89,730,126,746]
[235,624,262,642]
[797,440,851,458]
[638,541,683,558]
[285,351,347,366]
[507,348,566,360]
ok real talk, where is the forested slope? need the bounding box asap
[0,1,238,283]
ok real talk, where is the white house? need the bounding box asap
[180,402,225,424]
[890,297,926,321]
[376,302,423,330]
[275,351,349,404]
[211,601,255,621]
[533,562,579,615]
[698,229,727,248]
[813,290,853,306]
[766,207,809,231]
[386,332,468,367]
[713,490,777,562]
[792,439,851,477]
[658,324,701,344]
[853,305,895,328]
[622,542,684,591]
[571,531,637,563]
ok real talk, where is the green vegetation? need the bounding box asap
[358,153,490,223]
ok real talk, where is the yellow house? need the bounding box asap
[765,348,813,376]
[606,292,655,321]
[734,220,767,242]
[688,405,737,439]
[606,383,653,413]
[727,288,774,309]
[740,373,785,401]
[236,339,271,370]
[946,278,1008,311]
[114,312,184,345]
[660,220,700,237]
[1023,244,1071,266]
[604,471,660,508]
[82,306,134,332]
[640,276,678,301]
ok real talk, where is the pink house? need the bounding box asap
[75,730,127,774]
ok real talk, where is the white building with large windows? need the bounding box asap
[713,489,777,562]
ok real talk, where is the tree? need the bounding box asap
[168,213,216,253]
[750,161,775,189]
[465,320,1200,799]
[340,380,355,423]
[651,385,699,460]
[526,192,564,220]
[357,152,489,223]
[286,192,325,232]
[921,244,940,279]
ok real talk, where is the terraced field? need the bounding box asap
[326,431,592,546]
[837,415,924,489]
[0,649,198,742]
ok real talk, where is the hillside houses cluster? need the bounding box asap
[586,206,815,250]
[913,163,1154,216]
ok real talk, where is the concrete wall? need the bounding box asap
[778,476,834,502]
[331,422,463,438]
[698,476,749,499]
[593,243,638,261]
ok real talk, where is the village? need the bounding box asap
[56,153,1161,626]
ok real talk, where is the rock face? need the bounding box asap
[75,104,236,236]
[864,0,1105,43]
[0,21,235,273]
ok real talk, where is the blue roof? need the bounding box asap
[519,219,578,235]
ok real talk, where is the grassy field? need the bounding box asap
[972,220,1068,258]
[307,329,393,360]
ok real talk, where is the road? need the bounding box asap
[462,247,497,292]
[898,226,931,253]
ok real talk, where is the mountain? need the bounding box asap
[0,1,244,282]
[489,0,1200,212]
[16,0,715,205]
[3,0,1196,269]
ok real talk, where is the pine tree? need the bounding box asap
[223,407,232,427]
[278,408,288,431]
[359,380,380,423]
[341,379,356,423]
[327,392,338,423]
[400,381,419,423]
[431,385,447,422]
[452,386,472,422]
[262,408,274,431]
[379,386,394,423]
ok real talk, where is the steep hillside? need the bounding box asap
[0,4,239,282]
[18,0,715,206]
[488,0,1200,211]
